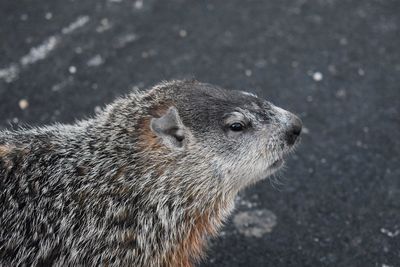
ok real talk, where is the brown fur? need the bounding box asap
[112,166,127,181]
[164,200,227,267]
[0,145,15,170]
[137,117,164,152]
[137,115,173,178]
[0,145,12,158]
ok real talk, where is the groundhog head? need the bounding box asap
[146,80,302,191]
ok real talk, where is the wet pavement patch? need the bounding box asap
[233,209,277,238]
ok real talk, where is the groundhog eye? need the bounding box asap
[229,122,244,132]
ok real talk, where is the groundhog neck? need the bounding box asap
[128,149,237,265]
[79,119,237,266]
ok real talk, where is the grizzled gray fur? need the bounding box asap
[0,80,302,267]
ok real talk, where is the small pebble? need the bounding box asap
[45,12,53,20]
[19,99,29,110]
[380,228,400,238]
[20,14,28,21]
[69,66,77,74]
[179,29,187,38]
[141,51,149,58]
[96,18,111,33]
[87,55,104,67]
[328,65,337,75]
[134,0,143,9]
[335,89,346,98]
[312,72,323,82]
[75,47,83,54]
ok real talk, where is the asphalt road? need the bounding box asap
[1,0,399,266]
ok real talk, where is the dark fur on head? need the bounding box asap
[0,80,301,266]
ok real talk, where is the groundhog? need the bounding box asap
[0,80,302,267]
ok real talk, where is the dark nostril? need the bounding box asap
[292,122,302,137]
[286,116,302,145]
[292,116,302,135]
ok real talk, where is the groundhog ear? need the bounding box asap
[150,107,186,149]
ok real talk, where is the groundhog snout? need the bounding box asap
[284,114,302,146]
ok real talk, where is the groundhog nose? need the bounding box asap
[285,116,302,145]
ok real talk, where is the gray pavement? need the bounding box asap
[0,0,399,266]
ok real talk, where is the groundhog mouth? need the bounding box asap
[270,158,284,169]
